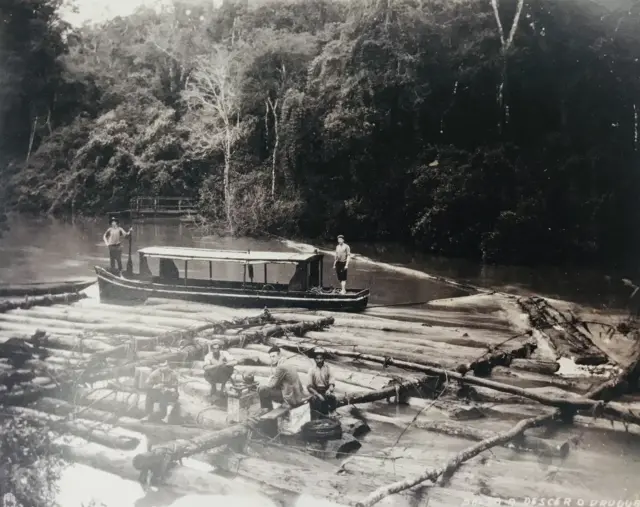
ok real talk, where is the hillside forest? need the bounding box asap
[1,0,639,267]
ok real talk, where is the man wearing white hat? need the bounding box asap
[203,339,237,397]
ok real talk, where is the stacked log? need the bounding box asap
[0,292,87,313]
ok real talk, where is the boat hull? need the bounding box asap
[95,267,369,312]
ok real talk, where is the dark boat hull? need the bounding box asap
[95,267,369,312]
[0,278,95,298]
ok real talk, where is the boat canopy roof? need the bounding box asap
[138,246,322,264]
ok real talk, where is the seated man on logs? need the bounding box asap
[258,345,306,412]
[142,361,179,423]
[307,347,337,418]
[203,339,237,397]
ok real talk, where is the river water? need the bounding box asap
[0,215,633,308]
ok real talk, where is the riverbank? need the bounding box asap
[1,283,639,507]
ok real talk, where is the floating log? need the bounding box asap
[0,331,115,352]
[0,280,94,298]
[57,436,257,497]
[0,292,87,314]
[359,411,568,458]
[31,397,205,441]
[272,339,640,426]
[133,424,248,471]
[5,405,141,450]
[509,358,560,375]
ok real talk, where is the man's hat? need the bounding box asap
[337,234,344,239]
[313,347,327,357]
[110,216,119,223]
[210,339,222,347]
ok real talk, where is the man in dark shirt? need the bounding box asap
[103,217,132,274]
[258,346,306,411]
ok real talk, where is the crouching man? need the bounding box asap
[203,339,237,397]
[258,346,306,412]
[142,361,179,424]
[307,347,337,418]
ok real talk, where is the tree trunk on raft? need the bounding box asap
[0,332,114,352]
[510,358,560,375]
[273,340,640,426]
[132,424,248,470]
[220,317,335,348]
[518,297,608,365]
[90,309,275,362]
[0,292,86,313]
[5,405,142,450]
[31,397,204,441]
[68,386,230,430]
[355,346,640,507]
[57,437,258,497]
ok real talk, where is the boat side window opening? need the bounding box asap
[288,262,307,292]
[159,258,180,280]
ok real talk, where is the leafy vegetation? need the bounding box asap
[0,414,64,507]
[1,0,640,266]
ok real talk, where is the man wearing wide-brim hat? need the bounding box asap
[333,234,351,294]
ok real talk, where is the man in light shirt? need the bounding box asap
[143,361,179,424]
[203,339,237,397]
[103,216,132,274]
[307,347,337,418]
[333,235,351,294]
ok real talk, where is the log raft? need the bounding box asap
[0,285,637,506]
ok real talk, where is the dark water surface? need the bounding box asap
[0,215,631,307]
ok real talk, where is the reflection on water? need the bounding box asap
[0,215,631,307]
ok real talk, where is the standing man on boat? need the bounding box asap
[203,339,237,397]
[103,217,132,274]
[258,345,306,411]
[142,361,179,424]
[333,235,351,294]
[307,347,337,418]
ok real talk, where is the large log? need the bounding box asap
[31,397,204,441]
[69,387,230,430]
[0,331,115,352]
[509,358,560,375]
[17,306,210,329]
[57,436,257,497]
[0,292,86,313]
[4,405,141,450]
[272,339,640,426]
[221,317,335,348]
[132,424,248,471]
[0,279,95,297]
[0,312,172,336]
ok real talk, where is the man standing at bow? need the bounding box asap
[103,217,132,274]
[307,347,337,418]
[203,339,237,397]
[333,235,351,294]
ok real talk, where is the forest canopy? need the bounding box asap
[1,0,639,267]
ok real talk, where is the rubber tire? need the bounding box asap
[301,418,343,442]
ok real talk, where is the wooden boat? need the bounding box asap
[95,246,370,312]
[0,278,96,298]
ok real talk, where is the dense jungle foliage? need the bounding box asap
[1,0,639,266]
